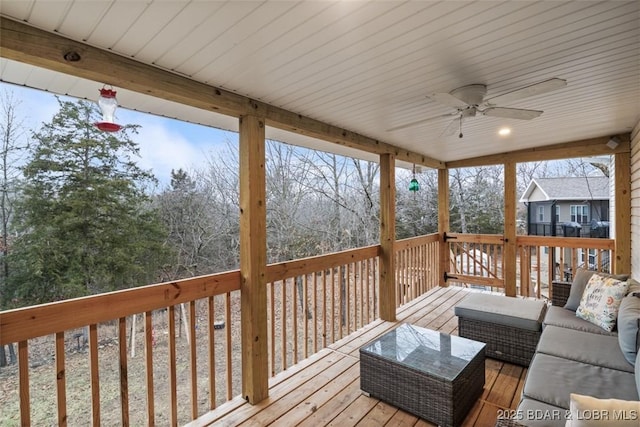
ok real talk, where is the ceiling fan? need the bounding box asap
[387,78,567,138]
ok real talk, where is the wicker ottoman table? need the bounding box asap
[360,323,485,427]
[454,293,547,367]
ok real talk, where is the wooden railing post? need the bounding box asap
[614,151,631,274]
[438,168,450,287]
[379,153,396,321]
[504,161,517,296]
[239,114,268,404]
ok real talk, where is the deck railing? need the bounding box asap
[516,235,615,299]
[0,233,442,426]
[394,233,440,306]
[1,232,614,424]
[444,233,615,299]
[0,271,242,426]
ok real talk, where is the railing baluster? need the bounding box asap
[346,263,352,334]
[167,306,177,427]
[189,300,197,419]
[89,324,100,426]
[281,280,287,371]
[19,340,30,427]
[269,282,275,377]
[207,297,215,409]
[144,311,155,423]
[292,276,298,365]
[303,273,308,360]
[55,331,67,426]
[312,272,318,354]
[119,317,129,426]
[225,292,232,401]
[322,270,327,349]
[330,268,335,344]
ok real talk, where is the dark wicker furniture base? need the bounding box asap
[495,419,527,427]
[550,281,571,307]
[458,317,541,367]
[360,324,485,427]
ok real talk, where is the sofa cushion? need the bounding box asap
[628,278,640,295]
[536,325,634,373]
[564,268,629,312]
[566,393,640,427]
[575,274,628,332]
[636,351,640,397]
[454,293,546,331]
[543,306,617,336]
[617,294,640,365]
[515,398,567,427]
[522,353,639,409]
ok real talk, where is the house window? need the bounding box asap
[538,206,544,222]
[555,205,560,222]
[570,205,589,223]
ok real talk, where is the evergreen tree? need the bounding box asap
[8,98,168,305]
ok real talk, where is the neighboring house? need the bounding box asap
[519,176,610,238]
[520,176,611,275]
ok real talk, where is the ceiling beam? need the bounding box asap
[446,134,630,168]
[0,17,444,169]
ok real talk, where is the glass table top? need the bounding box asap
[360,323,485,381]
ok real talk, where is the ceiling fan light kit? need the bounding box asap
[387,78,567,137]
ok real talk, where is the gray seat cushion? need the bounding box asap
[542,306,617,336]
[515,398,567,427]
[536,325,633,373]
[617,293,640,365]
[454,293,546,331]
[522,353,639,409]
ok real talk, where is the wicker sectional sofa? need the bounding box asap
[498,271,640,427]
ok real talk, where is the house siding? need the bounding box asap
[631,120,640,279]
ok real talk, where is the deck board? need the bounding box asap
[189,286,527,427]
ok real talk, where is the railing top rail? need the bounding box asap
[446,233,505,244]
[516,235,615,250]
[394,233,439,250]
[265,244,380,283]
[0,270,241,345]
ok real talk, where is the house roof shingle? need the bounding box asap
[520,176,610,202]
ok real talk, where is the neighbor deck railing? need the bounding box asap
[0,233,442,426]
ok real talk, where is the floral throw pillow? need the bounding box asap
[576,273,629,332]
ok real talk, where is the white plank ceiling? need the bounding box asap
[1,0,639,166]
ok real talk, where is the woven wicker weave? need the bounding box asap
[360,341,485,427]
[551,281,571,307]
[458,317,541,367]
[494,419,528,427]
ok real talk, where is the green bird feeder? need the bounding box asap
[409,178,419,192]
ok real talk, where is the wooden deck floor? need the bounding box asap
[188,286,527,427]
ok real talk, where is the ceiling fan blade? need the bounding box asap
[386,112,457,132]
[482,107,543,120]
[428,92,469,109]
[484,78,567,106]
[441,116,460,136]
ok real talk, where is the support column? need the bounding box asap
[239,114,268,404]
[614,151,631,274]
[438,169,450,287]
[379,153,396,321]
[504,161,517,297]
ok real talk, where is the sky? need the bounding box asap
[1,82,236,187]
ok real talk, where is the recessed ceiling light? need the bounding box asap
[498,127,511,136]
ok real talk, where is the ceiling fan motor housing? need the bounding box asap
[450,84,487,106]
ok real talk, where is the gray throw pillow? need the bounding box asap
[564,268,629,311]
[618,293,640,365]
